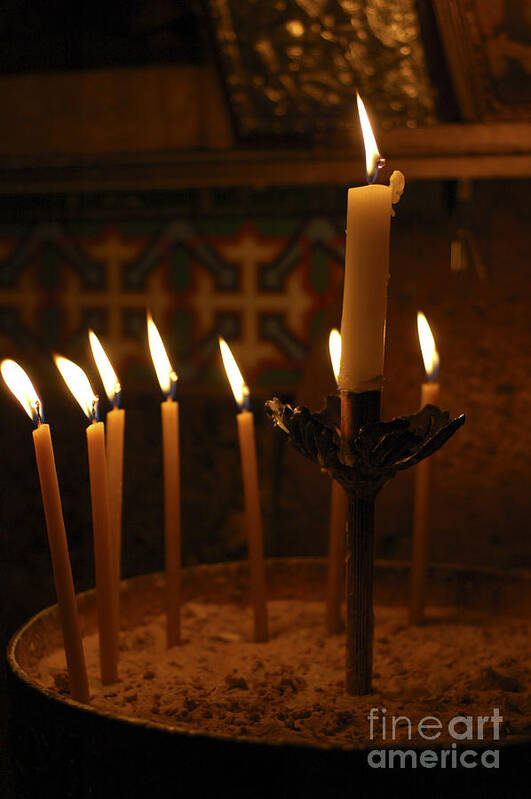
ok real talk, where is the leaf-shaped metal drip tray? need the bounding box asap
[266,395,465,499]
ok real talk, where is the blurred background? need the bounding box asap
[1,0,530,791]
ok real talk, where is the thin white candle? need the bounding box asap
[325,330,347,635]
[1,360,89,702]
[219,337,268,643]
[55,355,118,684]
[89,331,125,626]
[410,312,440,625]
[147,312,181,648]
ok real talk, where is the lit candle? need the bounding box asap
[55,355,118,683]
[410,311,440,625]
[1,360,90,703]
[89,331,125,592]
[147,312,181,648]
[325,329,347,635]
[219,337,268,643]
[416,311,440,407]
[339,95,404,696]
[338,94,405,393]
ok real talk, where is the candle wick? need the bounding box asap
[368,156,386,185]
[34,400,43,427]
[169,371,178,402]
[240,385,251,413]
[113,382,122,410]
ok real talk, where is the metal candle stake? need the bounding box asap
[266,394,465,695]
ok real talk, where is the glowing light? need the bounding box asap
[1,359,43,425]
[328,329,341,385]
[219,337,249,410]
[356,93,384,183]
[286,19,304,37]
[55,355,98,420]
[89,331,120,406]
[417,311,440,381]
[147,312,177,398]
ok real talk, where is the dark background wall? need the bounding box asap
[1,179,529,622]
[1,1,530,795]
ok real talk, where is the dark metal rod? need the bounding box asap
[341,389,380,695]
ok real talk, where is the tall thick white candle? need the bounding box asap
[338,95,405,393]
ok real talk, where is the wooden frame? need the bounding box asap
[433,0,531,121]
[1,121,530,193]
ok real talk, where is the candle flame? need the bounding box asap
[55,355,98,420]
[89,330,121,406]
[147,312,177,398]
[357,93,384,183]
[328,329,341,386]
[219,337,249,410]
[1,359,43,425]
[417,311,440,381]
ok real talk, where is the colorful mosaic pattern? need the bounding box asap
[0,213,345,390]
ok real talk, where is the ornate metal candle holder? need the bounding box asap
[266,396,464,498]
[266,393,465,695]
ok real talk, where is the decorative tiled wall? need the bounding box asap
[0,189,347,391]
